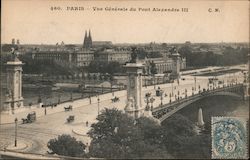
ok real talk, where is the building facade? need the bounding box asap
[72,50,94,67]
[94,48,132,64]
[30,50,95,67]
[23,31,186,71]
[30,51,73,64]
[144,56,186,74]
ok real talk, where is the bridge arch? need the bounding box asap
[152,84,245,123]
[158,93,242,123]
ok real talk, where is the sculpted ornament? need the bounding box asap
[125,97,135,111]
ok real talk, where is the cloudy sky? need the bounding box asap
[2,0,249,44]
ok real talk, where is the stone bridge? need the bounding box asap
[152,83,246,122]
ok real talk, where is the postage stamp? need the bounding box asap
[211,117,248,159]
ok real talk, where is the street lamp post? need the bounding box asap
[44,97,47,115]
[177,90,180,100]
[194,76,197,91]
[153,75,156,89]
[233,73,236,84]
[58,94,61,104]
[97,95,100,115]
[89,94,91,104]
[171,82,174,95]
[70,92,73,101]
[185,89,187,98]
[145,93,150,111]
[14,118,18,147]
[150,97,155,111]
[111,83,113,95]
[169,93,172,103]
[160,94,163,106]
[44,105,47,115]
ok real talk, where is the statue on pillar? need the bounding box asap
[124,97,135,112]
[130,47,138,63]
[10,47,20,61]
[2,48,24,114]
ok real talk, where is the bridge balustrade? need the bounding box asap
[152,83,244,120]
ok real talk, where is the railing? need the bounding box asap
[153,83,243,114]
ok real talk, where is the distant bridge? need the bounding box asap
[152,83,246,122]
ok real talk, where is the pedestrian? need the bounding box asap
[86,121,88,127]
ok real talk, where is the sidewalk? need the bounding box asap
[5,140,29,151]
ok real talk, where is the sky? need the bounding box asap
[1,0,249,44]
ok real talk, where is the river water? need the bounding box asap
[175,96,249,158]
[179,96,249,123]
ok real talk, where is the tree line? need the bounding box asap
[47,108,210,159]
[179,46,248,67]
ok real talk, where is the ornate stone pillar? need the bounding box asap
[124,63,144,119]
[3,56,24,114]
[171,52,180,79]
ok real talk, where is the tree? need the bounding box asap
[99,74,103,81]
[150,61,157,75]
[136,116,162,144]
[160,114,206,158]
[88,108,136,158]
[88,61,124,74]
[149,61,157,87]
[37,95,42,103]
[87,73,92,80]
[148,51,163,58]
[82,73,86,80]
[93,74,97,81]
[47,134,86,157]
[88,108,172,159]
[142,68,147,87]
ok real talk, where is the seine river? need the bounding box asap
[176,96,249,158]
[0,88,84,106]
[179,96,249,123]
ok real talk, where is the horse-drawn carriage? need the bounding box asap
[22,111,36,124]
[67,115,75,123]
[156,87,163,97]
[111,96,120,103]
[64,105,73,111]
